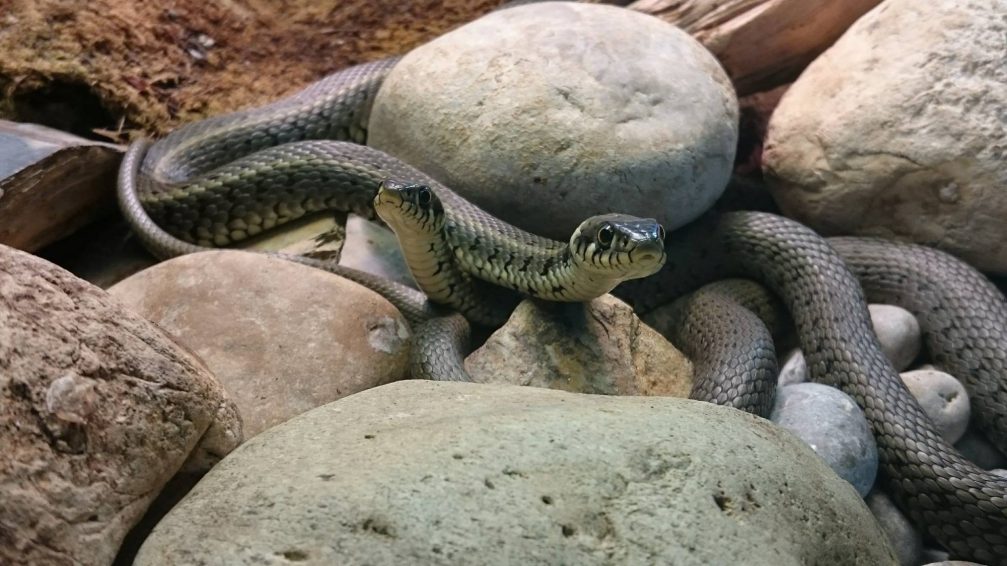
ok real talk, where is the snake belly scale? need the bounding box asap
[119,56,1007,563]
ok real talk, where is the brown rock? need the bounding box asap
[0,120,122,252]
[108,250,412,438]
[762,0,1007,273]
[630,0,882,94]
[466,295,693,396]
[0,244,241,566]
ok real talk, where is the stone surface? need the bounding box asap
[370,1,738,241]
[0,120,122,252]
[763,0,1007,273]
[866,489,922,566]
[869,304,921,371]
[134,381,898,565]
[630,0,883,94]
[770,383,878,496]
[777,348,807,387]
[466,295,693,397]
[339,215,415,289]
[109,250,411,439]
[899,369,970,444]
[0,244,241,566]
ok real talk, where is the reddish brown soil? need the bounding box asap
[0,0,503,141]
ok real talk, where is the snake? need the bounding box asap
[115,54,1007,562]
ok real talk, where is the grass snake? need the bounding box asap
[116,57,1007,563]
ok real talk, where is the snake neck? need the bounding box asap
[444,220,622,301]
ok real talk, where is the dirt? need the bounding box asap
[0,0,504,141]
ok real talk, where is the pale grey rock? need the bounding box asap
[770,383,878,496]
[339,215,415,289]
[369,2,738,241]
[109,250,411,439]
[134,381,897,565]
[0,244,240,566]
[763,0,1007,273]
[899,369,970,444]
[777,348,808,386]
[868,304,921,371]
[866,489,923,566]
[466,295,693,397]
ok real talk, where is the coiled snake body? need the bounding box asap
[118,58,1007,562]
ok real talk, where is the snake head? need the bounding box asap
[569,214,666,281]
[374,179,445,234]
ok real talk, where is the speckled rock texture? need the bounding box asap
[763,0,1007,273]
[369,1,738,241]
[109,250,411,438]
[466,295,693,397]
[133,381,897,566]
[0,244,241,566]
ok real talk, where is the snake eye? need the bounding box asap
[416,187,432,207]
[657,225,666,242]
[596,224,615,248]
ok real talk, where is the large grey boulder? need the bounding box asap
[763,0,1007,273]
[369,2,738,241]
[135,381,897,565]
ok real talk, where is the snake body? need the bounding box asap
[118,57,1007,562]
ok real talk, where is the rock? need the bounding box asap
[869,304,921,371]
[763,0,1007,273]
[109,250,411,439]
[466,295,693,397]
[955,427,1007,470]
[777,348,808,386]
[339,215,415,289]
[770,383,878,496]
[630,0,883,94]
[920,548,951,563]
[369,2,738,241]
[0,244,241,566]
[0,120,122,252]
[899,369,970,444]
[134,381,898,565]
[775,304,919,387]
[992,469,1007,480]
[921,562,986,566]
[866,489,923,566]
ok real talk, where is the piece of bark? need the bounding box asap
[629,0,883,94]
[0,120,122,252]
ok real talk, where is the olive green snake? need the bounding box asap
[116,58,1007,562]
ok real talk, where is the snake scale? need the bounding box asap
[117,54,1007,562]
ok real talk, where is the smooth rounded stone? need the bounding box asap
[338,215,415,289]
[777,348,808,386]
[954,427,1007,470]
[921,562,986,566]
[466,295,693,397]
[763,0,1007,273]
[866,489,922,566]
[134,381,898,565]
[868,304,921,371]
[992,469,1007,480]
[109,250,411,438]
[0,244,241,566]
[899,369,970,444]
[770,383,878,496]
[369,2,738,241]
